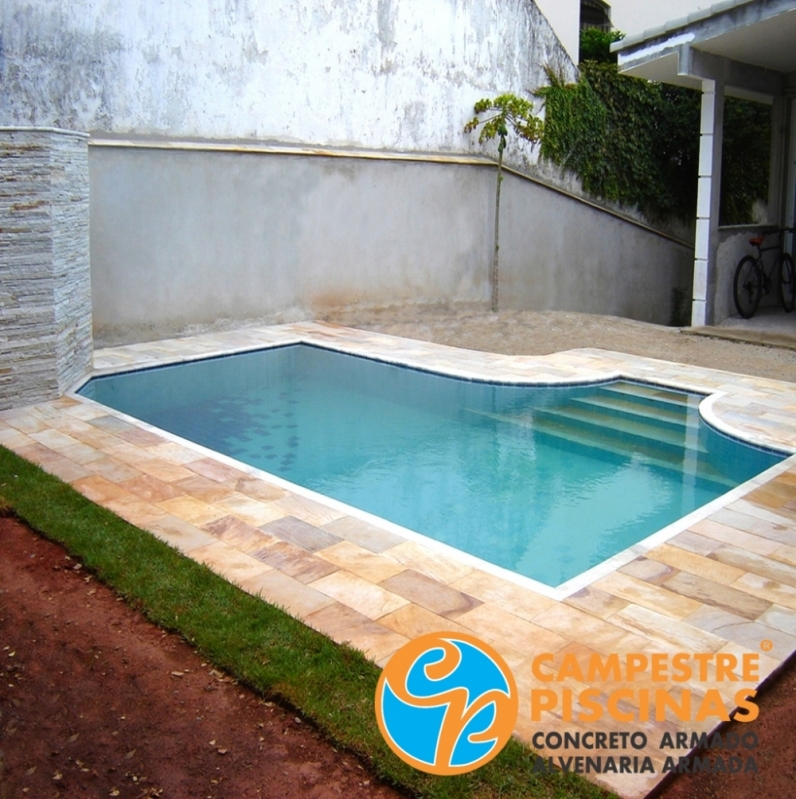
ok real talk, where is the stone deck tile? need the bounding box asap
[668,530,720,556]
[261,516,341,552]
[41,456,93,483]
[711,506,794,542]
[710,545,796,586]
[379,569,482,620]
[114,452,197,483]
[251,540,340,584]
[71,474,134,504]
[104,494,170,527]
[593,572,704,620]
[683,605,796,661]
[269,493,347,526]
[378,603,471,640]
[455,603,571,655]
[608,605,727,652]
[449,570,557,619]
[120,474,184,504]
[563,584,630,619]
[619,556,678,585]
[146,515,219,553]
[731,571,796,611]
[3,322,796,799]
[530,602,649,656]
[730,497,796,527]
[383,540,474,584]
[156,495,229,526]
[0,425,34,449]
[321,515,405,553]
[171,474,237,503]
[661,571,771,620]
[304,602,411,667]
[771,544,796,567]
[203,515,278,552]
[308,570,409,620]
[689,518,785,555]
[239,569,336,618]
[315,540,406,583]
[186,457,251,483]
[214,492,286,527]
[85,455,144,483]
[188,540,273,586]
[645,542,746,585]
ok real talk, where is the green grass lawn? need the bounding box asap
[0,444,611,799]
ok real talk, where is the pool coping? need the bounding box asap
[2,321,796,799]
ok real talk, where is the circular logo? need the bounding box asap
[375,632,519,775]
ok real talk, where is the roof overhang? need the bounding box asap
[612,0,796,102]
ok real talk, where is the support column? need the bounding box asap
[767,96,787,224]
[691,79,725,327]
[786,97,796,255]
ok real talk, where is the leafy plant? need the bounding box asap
[579,28,624,64]
[465,94,543,311]
[536,29,771,226]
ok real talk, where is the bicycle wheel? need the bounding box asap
[777,252,796,312]
[733,256,761,319]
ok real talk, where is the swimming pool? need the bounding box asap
[79,343,784,588]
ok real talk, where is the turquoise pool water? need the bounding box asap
[79,344,784,587]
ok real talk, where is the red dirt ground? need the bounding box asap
[1,515,794,799]
[0,516,402,799]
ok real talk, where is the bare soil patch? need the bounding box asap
[0,515,401,799]
[323,308,796,383]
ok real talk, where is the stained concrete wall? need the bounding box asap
[89,144,495,344]
[0,128,92,409]
[90,144,694,344]
[0,0,573,170]
[499,172,695,324]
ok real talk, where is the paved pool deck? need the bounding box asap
[1,322,795,799]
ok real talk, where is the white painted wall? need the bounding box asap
[609,0,714,37]
[1,0,574,164]
[534,0,580,63]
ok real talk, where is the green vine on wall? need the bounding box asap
[536,30,771,226]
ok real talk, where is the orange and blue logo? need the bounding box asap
[375,632,519,775]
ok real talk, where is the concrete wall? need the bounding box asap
[609,1,713,37]
[1,0,573,171]
[89,144,495,344]
[90,143,694,344]
[0,128,92,410]
[499,171,694,324]
[534,0,580,63]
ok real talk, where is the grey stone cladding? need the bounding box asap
[0,128,92,410]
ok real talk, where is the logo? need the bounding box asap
[375,632,519,775]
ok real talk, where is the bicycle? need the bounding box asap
[733,227,795,319]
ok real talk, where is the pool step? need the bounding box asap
[466,406,735,491]
[601,381,698,410]
[570,394,698,432]
[529,415,735,490]
[532,405,707,456]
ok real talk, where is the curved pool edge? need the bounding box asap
[70,322,796,599]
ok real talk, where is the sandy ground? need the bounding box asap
[321,308,796,384]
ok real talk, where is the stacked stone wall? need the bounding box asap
[0,128,92,410]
